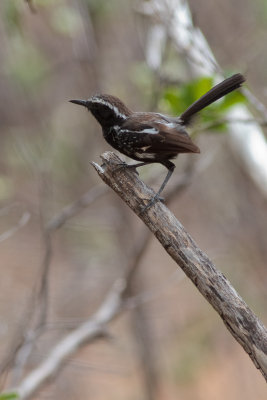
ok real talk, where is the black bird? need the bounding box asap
[70,73,245,209]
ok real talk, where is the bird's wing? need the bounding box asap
[120,114,200,154]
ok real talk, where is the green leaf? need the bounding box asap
[218,90,246,110]
[161,75,246,135]
[162,77,214,116]
[188,76,214,101]
[3,0,22,34]
[0,392,18,400]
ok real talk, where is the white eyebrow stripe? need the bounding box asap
[89,97,127,120]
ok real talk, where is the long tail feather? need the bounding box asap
[180,73,245,125]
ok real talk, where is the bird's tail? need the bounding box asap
[180,73,245,125]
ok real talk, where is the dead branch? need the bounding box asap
[0,212,30,243]
[46,185,107,232]
[5,184,108,383]
[92,151,267,381]
[13,279,126,400]
[6,155,197,399]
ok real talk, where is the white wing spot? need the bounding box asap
[154,120,177,129]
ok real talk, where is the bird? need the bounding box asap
[70,73,245,209]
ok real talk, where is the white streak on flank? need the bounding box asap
[141,146,151,151]
[140,127,159,134]
[119,127,159,135]
[134,152,156,159]
[89,97,127,120]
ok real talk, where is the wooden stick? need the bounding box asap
[92,151,267,381]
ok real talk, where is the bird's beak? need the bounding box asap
[69,99,88,107]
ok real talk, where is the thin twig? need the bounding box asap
[0,212,31,243]
[46,185,107,232]
[12,279,126,400]
[191,117,267,135]
[9,233,52,385]
[5,155,197,398]
[25,0,36,13]
[8,184,107,382]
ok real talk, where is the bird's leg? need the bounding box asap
[124,161,149,170]
[141,161,175,212]
[157,161,176,197]
[113,161,151,174]
[112,159,175,212]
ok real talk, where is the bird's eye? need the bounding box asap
[102,107,113,119]
[90,103,117,126]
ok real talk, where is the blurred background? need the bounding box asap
[0,0,267,399]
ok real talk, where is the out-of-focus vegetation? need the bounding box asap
[0,1,267,399]
[0,392,18,400]
[162,76,246,130]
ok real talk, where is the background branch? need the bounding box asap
[139,0,267,198]
[6,153,208,399]
[0,212,30,243]
[13,279,126,400]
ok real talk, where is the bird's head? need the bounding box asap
[70,94,132,128]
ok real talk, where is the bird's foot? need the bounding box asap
[113,162,139,175]
[140,193,164,214]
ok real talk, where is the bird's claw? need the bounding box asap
[140,193,164,214]
[113,162,139,175]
